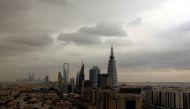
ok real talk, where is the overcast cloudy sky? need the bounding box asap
[1,0,190,82]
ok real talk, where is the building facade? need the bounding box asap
[144,88,184,109]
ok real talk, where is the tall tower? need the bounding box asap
[79,62,85,93]
[63,63,69,83]
[107,46,117,87]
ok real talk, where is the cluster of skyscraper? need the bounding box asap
[75,46,118,94]
[57,46,118,94]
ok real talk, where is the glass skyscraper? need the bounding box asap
[89,66,100,88]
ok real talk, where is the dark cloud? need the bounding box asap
[0,34,54,56]
[57,33,101,45]
[0,0,167,35]
[0,0,61,34]
[118,49,190,69]
[0,0,179,81]
[0,0,29,15]
[0,41,31,56]
[0,0,31,32]
[79,22,127,36]
[57,22,127,45]
[39,0,67,5]
[4,35,54,47]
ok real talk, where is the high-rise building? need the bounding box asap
[28,73,34,81]
[144,88,184,109]
[32,73,34,81]
[79,62,85,93]
[89,66,100,88]
[63,63,69,83]
[45,75,49,83]
[76,70,80,93]
[99,74,108,88]
[107,46,117,87]
[58,72,64,93]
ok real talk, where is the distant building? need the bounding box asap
[58,72,64,93]
[75,70,80,93]
[63,63,69,83]
[79,62,85,94]
[28,73,34,81]
[45,75,49,83]
[107,46,117,87]
[89,66,100,88]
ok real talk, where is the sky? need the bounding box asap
[1,0,190,82]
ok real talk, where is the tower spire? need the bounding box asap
[110,46,114,59]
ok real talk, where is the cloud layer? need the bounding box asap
[57,22,127,45]
[1,0,190,82]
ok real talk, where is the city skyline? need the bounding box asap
[1,0,190,82]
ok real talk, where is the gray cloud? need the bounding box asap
[58,33,101,45]
[39,0,67,5]
[4,35,54,47]
[117,20,190,69]
[177,21,190,31]
[1,0,183,81]
[128,18,142,26]
[0,34,54,56]
[57,22,127,45]
[79,22,127,36]
[158,21,190,49]
[118,49,190,69]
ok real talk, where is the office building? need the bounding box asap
[87,88,142,109]
[58,72,64,93]
[144,88,184,109]
[75,70,80,93]
[99,74,109,88]
[89,66,100,88]
[45,75,49,83]
[63,63,69,83]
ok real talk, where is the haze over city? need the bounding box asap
[1,0,190,82]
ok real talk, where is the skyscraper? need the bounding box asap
[79,62,85,93]
[76,70,80,93]
[45,75,49,83]
[63,63,69,83]
[89,66,100,88]
[107,46,117,87]
[58,72,64,93]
